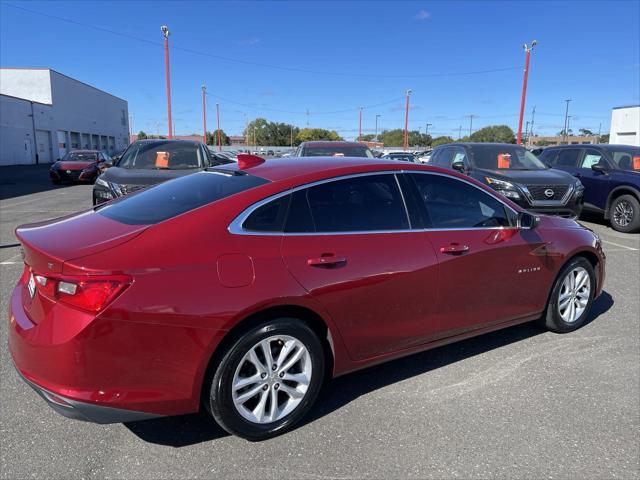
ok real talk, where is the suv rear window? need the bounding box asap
[96,171,268,225]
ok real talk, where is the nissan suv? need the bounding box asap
[539,144,640,233]
[429,143,584,218]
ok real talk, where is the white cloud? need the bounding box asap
[238,37,261,46]
[414,10,430,20]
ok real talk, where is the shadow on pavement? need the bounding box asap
[0,164,71,201]
[124,291,613,447]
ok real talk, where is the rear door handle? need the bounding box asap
[307,255,347,268]
[440,243,469,255]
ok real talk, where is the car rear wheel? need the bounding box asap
[541,257,595,333]
[609,194,640,233]
[207,318,324,440]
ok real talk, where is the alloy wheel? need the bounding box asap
[558,266,591,323]
[231,335,312,424]
[613,200,634,227]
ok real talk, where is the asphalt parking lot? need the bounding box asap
[1,165,638,479]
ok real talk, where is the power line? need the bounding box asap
[5,3,521,79]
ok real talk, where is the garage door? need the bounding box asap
[36,130,52,163]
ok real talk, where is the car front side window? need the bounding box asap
[410,173,513,229]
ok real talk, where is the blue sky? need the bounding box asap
[1,0,639,139]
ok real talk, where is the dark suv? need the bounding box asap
[295,141,374,157]
[429,143,584,218]
[539,144,640,233]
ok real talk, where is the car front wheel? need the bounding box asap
[541,257,595,333]
[609,194,640,233]
[207,318,324,440]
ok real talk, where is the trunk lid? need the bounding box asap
[16,209,149,274]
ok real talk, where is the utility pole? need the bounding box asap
[216,103,221,151]
[469,114,474,137]
[290,126,294,148]
[524,120,530,146]
[458,125,462,140]
[529,106,536,146]
[563,99,572,144]
[358,107,363,141]
[375,114,381,142]
[129,114,133,139]
[597,122,602,144]
[306,109,309,127]
[425,122,432,137]
[403,89,412,150]
[516,40,537,145]
[201,85,207,144]
[567,115,572,140]
[161,25,173,138]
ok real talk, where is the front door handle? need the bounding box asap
[440,243,470,255]
[307,254,347,268]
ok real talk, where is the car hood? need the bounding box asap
[100,166,201,186]
[55,161,95,171]
[474,167,575,185]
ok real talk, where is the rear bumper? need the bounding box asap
[15,367,162,424]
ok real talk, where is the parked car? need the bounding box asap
[93,139,229,205]
[49,150,113,184]
[538,144,640,232]
[429,143,584,218]
[295,141,374,157]
[415,149,433,163]
[10,155,605,440]
[381,151,418,162]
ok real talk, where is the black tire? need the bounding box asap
[51,178,61,185]
[207,318,325,440]
[541,257,596,333]
[609,194,640,233]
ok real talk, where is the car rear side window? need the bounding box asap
[244,194,291,232]
[410,173,512,228]
[555,149,581,167]
[96,171,269,225]
[303,174,409,232]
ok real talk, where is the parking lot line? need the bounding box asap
[601,240,639,251]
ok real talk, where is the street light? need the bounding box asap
[403,89,412,150]
[563,99,572,144]
[425,122,432,146]
[201,85,207,144]
[161,25,173,138]
[375,114,381,142]
[516,40,537,145]
[358,107,363,142]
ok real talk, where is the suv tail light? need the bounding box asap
[28,270,131,313]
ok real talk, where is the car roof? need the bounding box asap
[441,142,528,149]
[545,144,639,150]
[300,141,368,147]
[68,149,101,153]
[135,139,204,145]
[214,156,453,184]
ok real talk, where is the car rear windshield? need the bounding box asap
[96,171,269,225]
[63,151,97,161]
[609,146,640,171]
[118,141,203,170]
[301,146,374,158]
[471,145,548,170]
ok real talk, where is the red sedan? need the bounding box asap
[9,155,605,440]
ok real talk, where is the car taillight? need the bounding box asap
[32,272,131,313]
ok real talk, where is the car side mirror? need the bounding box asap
[100,159,113,169]
[518,211,539,229]
[591,162,608,174]
[452,160,466,173]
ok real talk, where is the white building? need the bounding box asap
[0,68,129,166]
[610,105,640,146]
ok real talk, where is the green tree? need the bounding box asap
[377,129,405,146]
[294,128,343,145]
[579,128,594,136]
[243,118,300,146]
[469,125,515,143]
[359,134,376,142]
[598,134,610,144]
[432,136,454,147]
[137,131,148,140]
[206,129,230,146]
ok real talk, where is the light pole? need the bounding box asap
[516,40,537,145]
[529,106,536,146]
[375,114,381,142]
[358,107,363,141]
[403,89,412,150]
[425,122,432,145]
[567,115,572,141]
[161,25,173,139]
[469,114,474,137]
[216,103,221,151]
[201,85,207,144]
[563,99,572,144]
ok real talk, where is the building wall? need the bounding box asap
[0,69,52,104]
[529,135,599,146]
[610,106,640,146]
[0,68,130,166]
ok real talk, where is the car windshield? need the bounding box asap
[609,146,640,172]
[301,145,374,158]
[471,145,548,170]
[118,141,203,170]
[63,151,97,161]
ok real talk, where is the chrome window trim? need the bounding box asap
[228,170,521,236]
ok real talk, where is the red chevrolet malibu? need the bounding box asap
[9,155,605,439]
